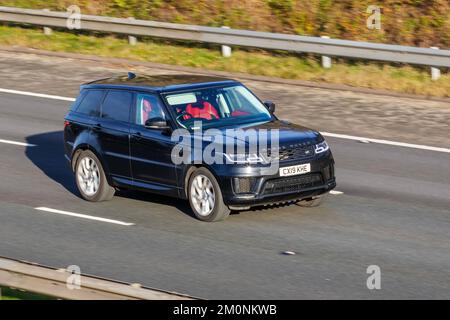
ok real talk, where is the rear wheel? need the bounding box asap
[188,167,230,222]
[75,150,115,202]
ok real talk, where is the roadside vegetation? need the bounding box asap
[0,25,448,97]
[1,286,57,300]
[2,0,449,48]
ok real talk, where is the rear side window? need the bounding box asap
[101,91,133,122]
[75,90,103,117]
[70,91,86,112]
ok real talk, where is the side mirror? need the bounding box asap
[145,117,170,130]
[264,101,276,114]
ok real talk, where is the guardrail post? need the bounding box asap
[42,9,52,35]
[128,17,137,46]
[221,26,232,58]
[430,47,441,80]
[321,36,332,68]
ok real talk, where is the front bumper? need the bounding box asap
[215,151,336,208]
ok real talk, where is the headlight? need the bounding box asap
[224,153,266,164]
[314,141,329,154]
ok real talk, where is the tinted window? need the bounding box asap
[135,94,166,125]
[164,85,271,130]
[70,91,87,112]
[76,90,103,116]
[101,91,133,122]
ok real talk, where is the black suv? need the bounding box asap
[64,74,336,221]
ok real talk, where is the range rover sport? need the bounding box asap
[64,74,336,221]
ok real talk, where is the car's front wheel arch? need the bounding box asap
[187,166,230,222]
[183,163,221,199]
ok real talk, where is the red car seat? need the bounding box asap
[186,101,219,120]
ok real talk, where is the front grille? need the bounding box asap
[263,173,323,195]
[267,145,315,162]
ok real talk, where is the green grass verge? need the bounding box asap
[0,25,448,98]
[1,286,57,300]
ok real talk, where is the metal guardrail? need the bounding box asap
[0,6,449,68]
[0,256,194,300]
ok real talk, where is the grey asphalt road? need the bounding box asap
[0,92,449,299]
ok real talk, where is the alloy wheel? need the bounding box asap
[190,174,216,216]
[77,157,100,196]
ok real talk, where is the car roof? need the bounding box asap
[81,74,240,92]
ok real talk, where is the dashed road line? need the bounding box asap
[34,207,134,226]
[0,88,76,102]
[321,132,450,154]
[0,139,36,147]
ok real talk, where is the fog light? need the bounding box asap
[233,178,256,194]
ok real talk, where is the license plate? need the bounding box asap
[279,163,311,177]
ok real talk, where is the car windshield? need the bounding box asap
[163,85,272,130]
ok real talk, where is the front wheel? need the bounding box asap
[75,150,115,202]
[188,167,230,222]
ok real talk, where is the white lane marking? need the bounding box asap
[34,207,134,226]
[0,88,75,102]
[1,87,449,154]
[0,139,36,147]
[330,190,344,195]
[322,132,450,154]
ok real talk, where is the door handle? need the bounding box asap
[92,123,102,131]
[132,131,142,140]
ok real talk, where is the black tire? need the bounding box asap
[296,193,328,207]
[75,150,115,202]
[188,167,230,222]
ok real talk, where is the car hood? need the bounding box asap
[201,120,323,148]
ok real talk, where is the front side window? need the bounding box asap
[135,93,166,125]
[164,85,271,130]
[101,90,133,122]
[75,90,103,117]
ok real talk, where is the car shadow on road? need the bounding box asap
[25,130,79,196]
[114,189,194,217]
[24,131,194,217]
